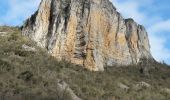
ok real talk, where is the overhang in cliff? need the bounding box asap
[22,0,153,71]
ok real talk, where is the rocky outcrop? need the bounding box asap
[57,80,81,100]
[125,19,152,64]
[22,44,37,52]
[22,0,153,71]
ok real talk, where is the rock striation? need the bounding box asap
[22,0,153,71]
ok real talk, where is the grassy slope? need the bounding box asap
[0,26,170,100]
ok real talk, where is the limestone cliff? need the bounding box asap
[22,0,153,71]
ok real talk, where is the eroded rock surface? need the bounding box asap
[22,0,153,71]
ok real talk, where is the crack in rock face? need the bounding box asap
[22,0,154,71]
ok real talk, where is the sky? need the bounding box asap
[0,0,170,64]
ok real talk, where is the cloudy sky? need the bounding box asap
[0,0,170,64]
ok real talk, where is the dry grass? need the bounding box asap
[0,26,170,100]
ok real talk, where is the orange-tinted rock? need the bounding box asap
[22,0,153,71]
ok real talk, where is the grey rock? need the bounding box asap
[0,32,8,36]
[163,88,170,94]
[22,44,37,52]
[134,81,151,90]
[57,80,81,100]
[118,82,129,91]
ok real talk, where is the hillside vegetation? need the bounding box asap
[0,26,170,100]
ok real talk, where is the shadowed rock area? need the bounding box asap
[22,0,153,71]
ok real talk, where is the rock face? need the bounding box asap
[22,0,153,71]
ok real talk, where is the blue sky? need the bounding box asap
[0,0,170,64]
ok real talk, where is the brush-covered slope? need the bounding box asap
[0,26,170,100]
[22,0,153,71]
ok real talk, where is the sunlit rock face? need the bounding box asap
[22,0,153,71]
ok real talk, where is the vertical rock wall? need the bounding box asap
[22,0,153,71]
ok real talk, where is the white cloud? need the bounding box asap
[148,20,170,63]
[0,0,41,26]
[150,36,170,62]
[148,20,170,34]
[113,0,146,24]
